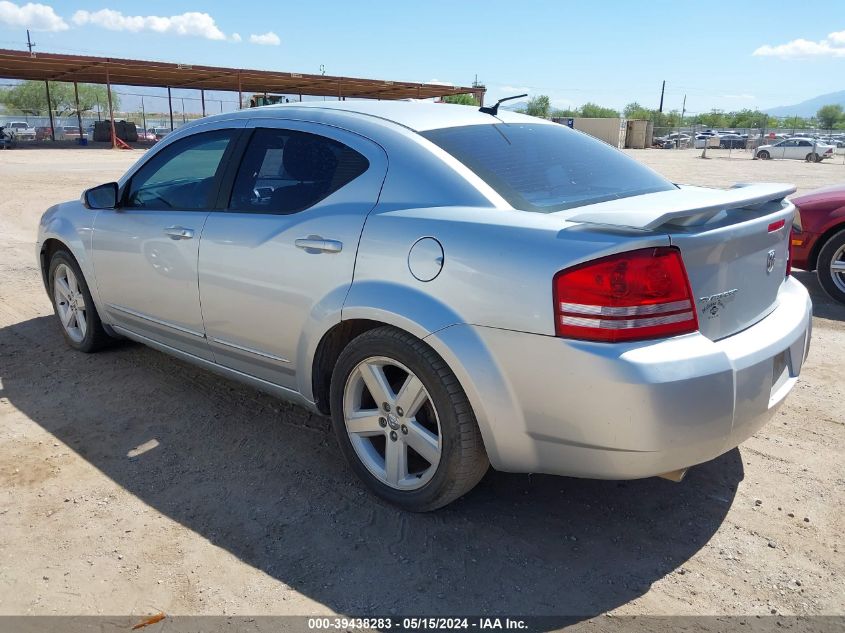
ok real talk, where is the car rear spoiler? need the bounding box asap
[564,183,796,230]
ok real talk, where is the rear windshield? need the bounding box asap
[421,123,675,212]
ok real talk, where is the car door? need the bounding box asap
[796,140,814,160]
[198,120,388,390]
[92,125,242,360]
[772,140,791,159]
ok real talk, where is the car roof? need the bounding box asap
[229,99,548,132]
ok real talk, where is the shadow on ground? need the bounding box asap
[793,270,845,322]
[1,315,745,623]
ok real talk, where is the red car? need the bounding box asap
[792,184,845,303]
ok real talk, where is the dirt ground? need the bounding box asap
[0,146,843,623]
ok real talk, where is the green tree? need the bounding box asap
[817,104,844,130]
[579,102,620,118]
[1,80,118,116]
[694,110,728,129]
[524,95,551,119]
[551,107,578,118]
[623,102,652,119]
[441,93,477,106]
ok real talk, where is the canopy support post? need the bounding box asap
[44,80,55,141]
[105,64,116,148]
[73,81,83,141]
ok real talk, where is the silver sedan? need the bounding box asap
[37,101,812,510]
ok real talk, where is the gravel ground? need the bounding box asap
[0,146,843,623]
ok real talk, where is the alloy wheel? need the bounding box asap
[342,356,442,491]
[830,243,845,294]
[53,263,87,343]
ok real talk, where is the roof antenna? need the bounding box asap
[479,93,527,116]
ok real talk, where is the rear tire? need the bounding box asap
[806,152,820,163]
[817,228,845,304]
[48,250,111,352]
[757,150,770,160]
[330,326,488,511]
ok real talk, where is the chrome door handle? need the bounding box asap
[295,238,343,253]
[163,226,194,240]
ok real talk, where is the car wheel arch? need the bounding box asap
[809,218,845,271]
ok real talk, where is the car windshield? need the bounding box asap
[421,123,675,212]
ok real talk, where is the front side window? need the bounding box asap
[229,128,369,214]
[421,123,675,213]
[125,130,234,210]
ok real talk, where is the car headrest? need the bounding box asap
[283,135,338,182]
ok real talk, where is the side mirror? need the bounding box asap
[83,182,119,209]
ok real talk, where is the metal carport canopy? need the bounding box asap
[0,48,485,102]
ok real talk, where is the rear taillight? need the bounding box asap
[553,247,699,343]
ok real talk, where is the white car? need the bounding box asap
[756,138,834,162]
[36,101,812,510]
[4,121,35,140]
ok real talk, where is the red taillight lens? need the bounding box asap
[553,247,699,343]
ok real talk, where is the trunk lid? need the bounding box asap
[561,183,796,341]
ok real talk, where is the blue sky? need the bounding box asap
[1,0,844,115]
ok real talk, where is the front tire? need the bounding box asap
[48,250,111,352]
[757,150,770,160]
[330,326,488,511]
[817,229,845,304]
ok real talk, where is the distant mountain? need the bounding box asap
[764,90,845,118]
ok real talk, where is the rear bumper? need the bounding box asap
[430,277,812,479]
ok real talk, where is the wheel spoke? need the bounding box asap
[74,294,86,310]
[405,419,440,465]
[346,410,384,436]
[76,309,87,336]
[831,261,845,272]
[360,362,393,405]
[384,439,407,486]
[66,270,79,294]
[60,305,74,326]
[55,276,71,300]
[396,374,427,419]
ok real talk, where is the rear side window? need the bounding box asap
[422,123,675,213]
[229,128,369,214]
[125,130,234,210]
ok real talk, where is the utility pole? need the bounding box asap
[26,29,35,55]
[658,80,665,113]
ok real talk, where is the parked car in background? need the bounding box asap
[655,132,691,148]
[694,134,720,149]
[150,127,171,140]
[4,121,35,140]
[35,126,66,141]
[791,184,845,304]
[137,129,158,142]
[0,124,16,149]
[718,133,746,149]
[36,101,812,510]
[756,139,834,162]
[63,126,87,141]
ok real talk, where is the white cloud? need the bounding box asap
[231,32,241,42]
[72,9,226,40]
[249,31,280,46]
[499,85,532,94]
[0,1,67,31]
[828,29,845,45]
[753,30,845,58]
[426,78,454,86]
